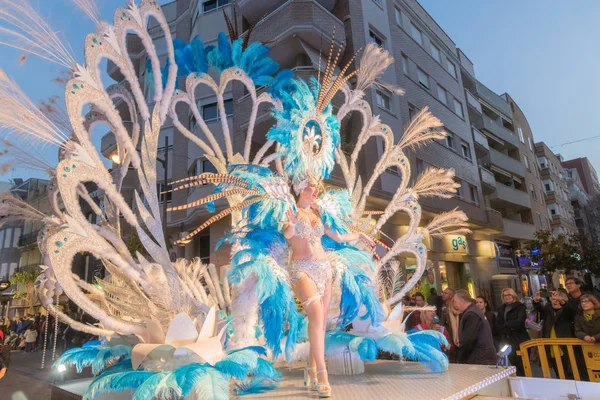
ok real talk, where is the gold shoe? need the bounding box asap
[316,370,331,398]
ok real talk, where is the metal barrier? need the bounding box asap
[518,338,600,381]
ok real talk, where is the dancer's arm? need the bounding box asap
[324,227,375,247]
[283,209,298,239]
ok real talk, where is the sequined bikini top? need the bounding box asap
[295,212,324,247]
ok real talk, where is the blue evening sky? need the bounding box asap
[1,0,599,181]
[419,0,600,172]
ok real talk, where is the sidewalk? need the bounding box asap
[2,349,58,400]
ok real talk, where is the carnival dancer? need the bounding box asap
[284,177,374,397]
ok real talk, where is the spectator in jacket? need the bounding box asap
[8,317,17,334]
[495,288,529,376]
[574,294,600,343]
[23,325,37,352]
[565,277,586,313]
[476,296,496,331]
[533,291,582,380]
[16,318,24,335]
[453,290,497,365]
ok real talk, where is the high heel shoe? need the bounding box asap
[303,367,318,391]
[316,370,331,398]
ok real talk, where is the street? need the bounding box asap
[2,350,54,400]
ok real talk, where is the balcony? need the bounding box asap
[482,114,519,148]
[502,219,536,240]
[239,0,337,25]
[489,182,531,210]
[475,80,512,119]
[458,49,476,81]
[18,264,41,274]
[17,231,39,248]
[465,90,482,114]
[479,166,496,194]
[544,191,556,204]
[247,0,345,57]
[489,148,525,177]
[472,127,489,158]
[486,208,504,231]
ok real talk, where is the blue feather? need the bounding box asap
[54,347,99,373]
[131,372,169,400]
[408,330,449,350]
[376,333,416,359]
[251,358,281,380]
[82,340,102,348]
[234,375,281,396]
[214,349,259,379]
[92,345,132,376]
[411,342,449,373]
[97,360,133,378]
[161,364,229,400]
[227,346,268,357]
[84,371,155,400]
[349,337,378,362]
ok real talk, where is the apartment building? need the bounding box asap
[0,180,22,282]
[535,142,577,237]
[564,167,592,238]
[99,0,563,299]
[561,157,600,198]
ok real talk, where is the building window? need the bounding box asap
[537,212,543,227]
[528,136,533,152]
[431,45,441,63]
[417,68,429,89]
[202,0,231,13]
[446,59,457,78]
[445,133,454,150]
[537,156,548,169]
[394,8,402,26]
[437,85,447,105]
[202,99,233,122]
[408,103,419,120]
[376,90,391,111]
[157,183,173,203]
[3,228,11,249]
[524,155,530,171]
[461,141,471,160]
[518,127,525,143]
[12,227,21,248]
[409,22,423,45]
[455,179,464,199]
[369,29,384,48]
[453,98,463,117]
[530,183,537,200]
[469,185,479,205]
[401,54,409,74]
[548,204,559,216]
[543,180,554,193]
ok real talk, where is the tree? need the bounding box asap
[571,233,600,276]
[527,230,581,275]
[584,194,600,244]
[11,268,41,315]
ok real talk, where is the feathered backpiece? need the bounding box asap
[0,0,470,390]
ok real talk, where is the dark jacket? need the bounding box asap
[495,302,529,348]
[484,310,497,337]
[533,300,575,338]
[8,320,17,333]
[457,303,497,365]
[574,311,600,341]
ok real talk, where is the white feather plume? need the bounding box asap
[0,0,77,69]
[425,208,472,238]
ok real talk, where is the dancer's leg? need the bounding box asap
[291,273,327,384]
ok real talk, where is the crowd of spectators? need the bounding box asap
[407,277,600,380]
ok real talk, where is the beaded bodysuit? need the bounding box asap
[290,212,332,306]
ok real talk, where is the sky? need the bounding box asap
[418,0,600,172]
[1,0,600,181]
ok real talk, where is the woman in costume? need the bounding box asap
[283,177,374,397]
